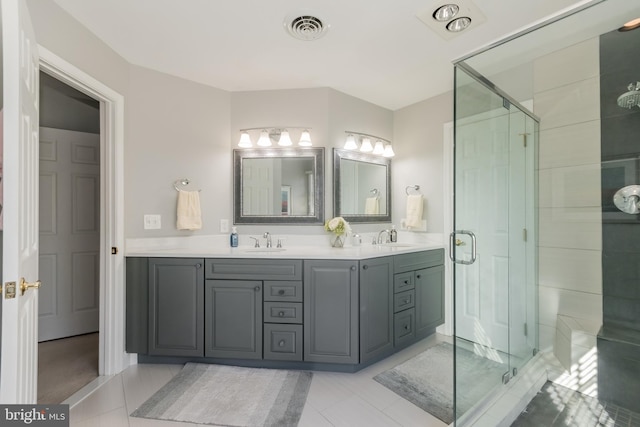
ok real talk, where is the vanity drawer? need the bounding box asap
[394,309,415,347]
[394,249,444,273]
[263,324,303,361]
[264,302,303,324]
[394,290,415,313]
[205,259,302,281]
[394,272,415,293]
[264,281,303,302]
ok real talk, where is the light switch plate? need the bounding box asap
[220,219,229,233]
[144,214,161,230]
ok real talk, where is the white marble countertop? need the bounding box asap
[126,233,446,260]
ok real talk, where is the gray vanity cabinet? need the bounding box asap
[415,264,445,338]
[393,249,445,346]
[148,258,204,357]
[304,260,359,364]
[359,256,394,363]
[204,259,302,360]
[204,279,262,359]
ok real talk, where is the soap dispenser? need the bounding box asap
[230,227,239,247]
[390,225,397,243]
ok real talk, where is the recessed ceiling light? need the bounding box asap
[446,16,471,32]
[433,4,459,22]
[620,17,640,32]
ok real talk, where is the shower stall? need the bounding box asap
[451,63,539,424]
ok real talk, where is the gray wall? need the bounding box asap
[393,91,453,234]
[40,72,100,134]
[25,0,449,240]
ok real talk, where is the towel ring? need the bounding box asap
[370,188,379,198]
[173,178,201,192]
[405,185,420,195]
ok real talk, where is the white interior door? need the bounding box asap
[38,127,100,342]
[454,110,511,354]
[1,0,41,403]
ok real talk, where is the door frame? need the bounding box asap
[38,46,127,376]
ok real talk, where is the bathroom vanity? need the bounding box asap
[125,244,444,371]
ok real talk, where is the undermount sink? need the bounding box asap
[242,247,287,253]
[377,243,416,248]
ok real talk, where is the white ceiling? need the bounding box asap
[52,0,590,110]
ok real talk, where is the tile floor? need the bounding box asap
[68,334,451,427]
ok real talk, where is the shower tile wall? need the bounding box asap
[533,37,603,365]
[597,27,640,411]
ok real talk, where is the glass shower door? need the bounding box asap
[452,64,537,423]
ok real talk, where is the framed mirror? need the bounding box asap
[333,148,391,223]
[234,147,324,224]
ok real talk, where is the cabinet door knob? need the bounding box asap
[278,289,285,295]
[278,340,286,347]
[404,299,409,304]
[404,280,409,284]
[254,286,261,292]
[278,311,285,317]
[351,265,356,271]
[404,325,409,330]
[363,265,368,270]
[417,274,421,279]
[195,263,202,269]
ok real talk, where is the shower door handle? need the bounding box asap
[449,230,477,265]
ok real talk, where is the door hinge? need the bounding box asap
[524,322,528,337]
[111,247,118,255]
[523,228,527,242]
[519,133,529,147]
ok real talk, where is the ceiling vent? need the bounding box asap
[285,14,329,41]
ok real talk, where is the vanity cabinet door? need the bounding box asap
[148,258,204,357]
[304,260,359,364]
[205,279,263,359]
[415,264,445,339]
[359,257,394,364]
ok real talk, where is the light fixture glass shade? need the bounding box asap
[257,130,272,147]
[446,16,471,32]
[238,131,253,148]
[298,130,312,146]
[278,129,293,146]
[344,134,358,150]
[373,140,385,155]
[360,137,373,152]
[383,144,395,157]
[433,4,459,22]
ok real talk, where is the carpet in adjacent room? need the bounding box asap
[131,363,312,427]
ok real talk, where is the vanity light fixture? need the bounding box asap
[343,131,395,157]
[360,137,373,152]
[237,127,313,148]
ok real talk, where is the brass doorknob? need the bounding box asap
[20,277,41,296]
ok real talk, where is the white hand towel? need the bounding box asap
[364,197,379,214]
[176,190,202,230]
[405,194,424,229]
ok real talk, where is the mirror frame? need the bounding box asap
[233,147,325,224]
[333,148,392,223]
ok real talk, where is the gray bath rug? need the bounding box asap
[131,363,312,426]
[374,342,505,424]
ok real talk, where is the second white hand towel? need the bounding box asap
[405,194,424,229]
[177,190,202,230]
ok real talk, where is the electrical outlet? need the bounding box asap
[400,218,427,231]
[144,214,161,230]
[220,219,229,233]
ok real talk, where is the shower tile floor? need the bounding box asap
[512,381,640,427]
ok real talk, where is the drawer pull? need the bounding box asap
[254,286,261,292]
[416,274,421,279]
[404,299,409,304]
[278,311,285,317]
[278,340,286,347]
[278,289,285,295]
[404,325,409,330]
[363,265,368,270]
[404,280,409,284]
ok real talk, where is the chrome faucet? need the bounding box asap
[377,229,391,244]
[263,232,272,248]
